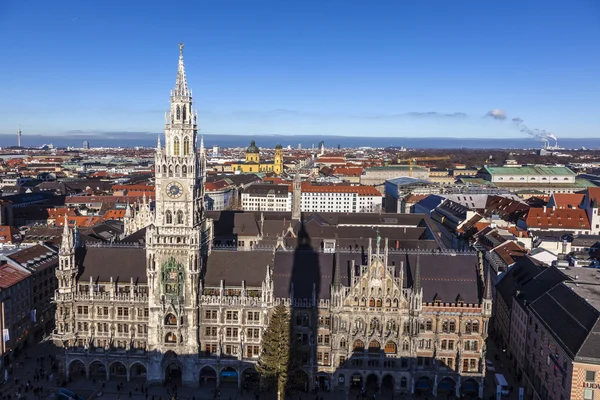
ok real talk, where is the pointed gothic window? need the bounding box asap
[168,165,173,177]
[176,105,180,120]
[165,211,172,224]
[165,314,177,325]
[173,138,180,156]
[352,339,364,352]
[165,332,177,343]
[182,105,187,122]
[176,210,184,225]
[182,165,187,177]
[175,165,180,175]
[162,165,167,174]
[384,341,397,354]
[183,137,190,156]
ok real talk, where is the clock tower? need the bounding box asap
[146,43,207,386]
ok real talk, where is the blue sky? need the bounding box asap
[0,0,599,139]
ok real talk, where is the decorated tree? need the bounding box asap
[256,304,293,400]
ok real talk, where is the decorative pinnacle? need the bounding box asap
[179,43,184,57]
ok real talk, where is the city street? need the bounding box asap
[0,336,526,400]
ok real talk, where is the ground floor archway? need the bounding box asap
[220,367,238,388]
[366,374,379,394]
[242,368,259,393]
[88,360,106,378]
[109,361,127,379]
[350,373,363,389]
[381,374,394,394]
[200,365,217,388]
[68,359,86,380]
[461,378,479,397]
[315,372,330,391]
[165,362,182,386]
[288,369,309,392]
[130,363,147,380]
[415,376,432,394]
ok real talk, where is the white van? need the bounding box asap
[494,374,510,396]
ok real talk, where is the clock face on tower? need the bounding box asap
[166,182,184,198]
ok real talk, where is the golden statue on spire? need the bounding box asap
[179,43,184,56]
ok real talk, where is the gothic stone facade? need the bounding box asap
[52,44,492,397]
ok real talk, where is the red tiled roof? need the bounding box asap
[493,241,527,265]
[0,226,22,244]
[405,194,431,204]
[333,167,364,177]
[205,180,232,192]
[588,188,600,204]
[103,209,126,220]
[0,263,30,289]
[550,193,584,209]
[525,207,591,230]
[111,184,154,191]
[56,216,103,228]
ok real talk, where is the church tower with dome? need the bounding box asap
[231,140,284,174]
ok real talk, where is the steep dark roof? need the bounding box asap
[76,246,147,283]
[495,256,545,308]
[204,251,273,287]
[530,283,600,359]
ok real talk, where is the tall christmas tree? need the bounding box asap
[256,304,292,400]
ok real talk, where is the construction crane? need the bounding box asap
[397,156,451,177]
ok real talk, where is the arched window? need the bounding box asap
[176,210,184,225]
[368,340,381,353]
[465,320,472,333]
[165,211,172,224]
[393,298,399,307]
[354,296,359,305]
[183,137,190,156]
[376,298,382,307]
[442,320,449,333]
[370,318,380,332]
[472,321,479,333]
[182,105,187,122]
[162,165,167,174]
[182,165,187,177]
[369,298,375,307]
[352,340,364,352]
[384,341,397,354]
[384,298,391,307]
[173,137,180,156]
[165,314,177,325]
[175,165,180,175]
[168,165,173,177]
[426,319,433,331]
[165,332,177,343]
[354,318,364,331]
[402,341,409,351]
[400,377,407,388]
[176,106,180,120]
[340,338,347,349]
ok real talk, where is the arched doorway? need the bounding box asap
[415,376,432,395]
[220,367,238,388]
[438,377,456,397]
[88,360,106,378]
[68,359,86,380]
[165,362,182,386]
[350,373,363,388]
[288,369,309,392]
[461,378,479,398]
[315,372,330,391]
[109,361,127,380]
[400,377,408,392]
[130,363,147,382]
[381,374,394,394]
[200,366,217,388]
[242,368,259,393]
[366,374,379,394]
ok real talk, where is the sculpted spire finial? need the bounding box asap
[179,43,184,57]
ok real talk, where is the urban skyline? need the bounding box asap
[1,0,599,139]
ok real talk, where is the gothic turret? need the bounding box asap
[292,168,301,221]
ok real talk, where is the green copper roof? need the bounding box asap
[483,166,575,175]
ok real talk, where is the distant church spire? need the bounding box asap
[174,43,190,97]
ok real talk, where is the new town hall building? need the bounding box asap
[52,44,492,398]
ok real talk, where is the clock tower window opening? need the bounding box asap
[176,210,184,225]
[174,137,180,156]
[166,210,173,224]
[183,137,190,156]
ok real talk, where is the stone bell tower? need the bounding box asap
[146,43,207,387]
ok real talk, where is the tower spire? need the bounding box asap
[174,43,190,97]
[17,123,21,147]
